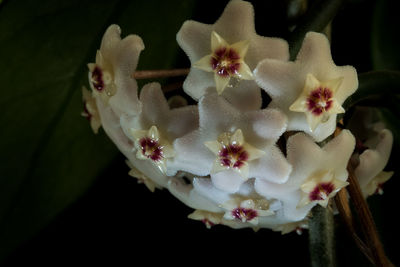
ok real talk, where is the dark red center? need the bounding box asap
[309,182,335,201]
[91,66,104,91]
[211,47,241,77]
[139,137,163,162]
[219,144,249,169]
[232,207,258,222]
[306,87,333,116]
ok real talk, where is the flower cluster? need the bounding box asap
[82,0,393,233]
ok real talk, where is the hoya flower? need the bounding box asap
[221,197,274,225]
[187,210,224,229]
[348,107,394,197]
[354,128,394,197]
[255,130,355,221]
[255,32,358,142]
[177,0,289,110]
[81,86,101,134]
[121,82,199,176]
[168,88,291,193]
[192,178,296,229]
[88,24,144,117]
[272,220,309,235]
[126,160,161,192]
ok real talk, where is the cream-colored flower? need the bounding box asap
[194,31,253,95]
[221,197,274,225]
[273,220,309,235]
[88,24,144,117]
[81,86,101,134]
[289,73,345,131]
[298,170,348,208]
[204,129,265,179]
[188,210,224,229]
[131,125,175,175]
[364,171,394,196]
[127,163,160,193]
[177,0,289,110]
[255,32,358,142]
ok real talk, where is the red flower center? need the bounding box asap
[232,207,258,222]
[306,87,333,116]
[309,182,335,201]
[219,144,249,169]
[139,137,163,162]
[211,47,241,77]
[91,66,104,92]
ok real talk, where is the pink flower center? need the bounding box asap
[232,207,258,222]
[219,144,249,169]
[139,137,163,162]
[306,87,333,116]
[91,66,104,92]
[211,47,241,77]
[309,182,335,201]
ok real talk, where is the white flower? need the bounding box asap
[354,128,394,197]
[255,130,355,221]
[126,160,161,192]
[81,86,101,134]
[194,31,254,95]
[348,107,394,197]
[88,24,144,117]
[177,0,289,110]
[169,88,291,193]
[221,197,274,225]
[187,210,224,229]
[192,178,295,229]
[121,82,199,176]
[255,32,358,142]
[272,220,309,235]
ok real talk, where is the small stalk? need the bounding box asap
[309,204,337,267]
[132,68,190,79]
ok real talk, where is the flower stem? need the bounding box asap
[308,204,337,267]
[132,68,190,79]
[346,164,394,267]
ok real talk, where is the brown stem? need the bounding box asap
[334,188,375,265]
[346,164,394,267]
[132,68,190,79]
[162,81,184,93]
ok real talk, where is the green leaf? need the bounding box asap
[0,0,195,261]
[288,0,344,60]
[371,0,400,70]
[344,70,400,109]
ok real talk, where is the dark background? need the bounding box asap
[1,0,399,266]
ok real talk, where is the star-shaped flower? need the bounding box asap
[131,125,175,174]
[255,32,358,141]
[88,24,144,117]
[81,86,101,134]
[289,74,345,131]
[192,178,293,229]
[221,197,274,225]
[168,88,291,193]
[177,0,289,110]
[204,129,265,179]
[255,130,355,221]
[298,170,348,208]
[194,31,253,95]
[121,82,199,176]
